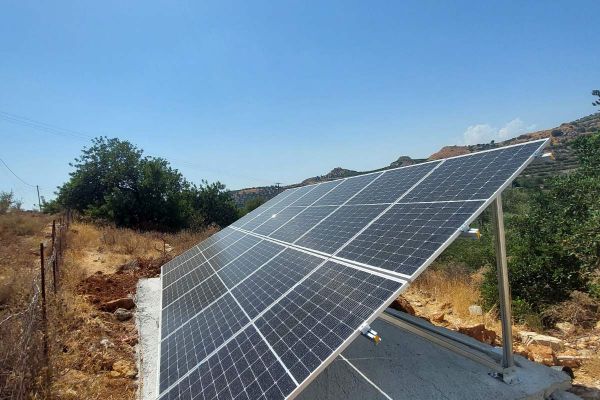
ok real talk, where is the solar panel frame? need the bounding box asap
[157,138,549,400]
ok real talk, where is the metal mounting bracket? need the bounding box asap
[360,323,382,344]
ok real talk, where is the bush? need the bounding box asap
[481,133,600,320]
[54,137,238,231]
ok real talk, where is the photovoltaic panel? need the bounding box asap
[252,206,306,236]
[295,204,388,254]
[161,274,227,337]
[231,188,298,229]
[159,293,250,392]
[255,261,403,383]
[205,235,262,270]
[160,246,201,275]
[288,179,343,207]
[403,141,544,202]
[217,240,286,288]
[162,260,214,307]
[336,201,485,275]
[197,227,236,252]
[162,253,207,288]
[312,173,382,206]
[231,249,324,319]
[160,326,297,400]
[201,230,247,259]
[158,139,549,400]
[269,206,337,243]
[347,162,440,205]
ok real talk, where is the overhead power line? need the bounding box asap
[0,110,276,188]
[0,157,36,187]
[0,110,94,140]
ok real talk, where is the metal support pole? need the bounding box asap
[491,195,514,370]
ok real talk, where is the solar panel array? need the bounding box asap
[158,139,548,400]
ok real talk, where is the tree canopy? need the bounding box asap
[49,137,239,231]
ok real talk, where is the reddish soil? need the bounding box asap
[78,256,169,305]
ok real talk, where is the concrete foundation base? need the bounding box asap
[136,277,576,400]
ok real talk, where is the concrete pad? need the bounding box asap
[300,317,574,400]
[136,282,574,400]
[136,277,160,400]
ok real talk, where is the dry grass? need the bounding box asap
[411,268,482,319]
[580,355,600,384]
[0,212,46,237]
[543,291,600,329]
[0,211,52,398]
[48,220,215,399]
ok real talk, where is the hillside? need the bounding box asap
[229,112,600,206]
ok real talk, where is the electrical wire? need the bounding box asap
[0,110,94,140]
[0,157,37,187]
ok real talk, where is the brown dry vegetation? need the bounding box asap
[0,211,53,398]
[47,221,213,400]
[406,267,600,397]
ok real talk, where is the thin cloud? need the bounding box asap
[462,118,536,145]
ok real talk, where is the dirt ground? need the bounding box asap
[48,222,212,400]
[403,270,600,399]
[6,216,596,399]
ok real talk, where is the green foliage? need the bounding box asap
[0,191,21,214]
[593,89,600,107]
[480,133,600,318]
[54,137,238,231]
[239,197,266,217]
[0,191,13,214]
[189,181,240,228]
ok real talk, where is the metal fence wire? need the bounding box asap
[0,212,70,400]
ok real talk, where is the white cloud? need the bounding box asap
[463,124,497,145]
[462,118,536,145]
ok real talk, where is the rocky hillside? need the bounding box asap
[229,112,600,206]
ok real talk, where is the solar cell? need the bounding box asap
[160,326,296,400]
[295,204,388,254]
[231,249,324,319]
[159,294,249,392]
[252,206,306,236]
[217,240,286,288]
[158,139,548,400]
[161,274,227,337]
[312,173,382,206]
[270,206,337,243]
[347,162,440,205]
[255,261,403,384]
[336,201,485,275]
[403,141,545,202]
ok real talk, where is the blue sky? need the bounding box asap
[1,1,599,208]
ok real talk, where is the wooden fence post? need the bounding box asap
[40,244,48,356]
[51,220,56,249]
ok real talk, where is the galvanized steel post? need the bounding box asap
[491,195,514,369]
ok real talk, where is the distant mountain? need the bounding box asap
[299,167,360,186]
[229,113,600,207]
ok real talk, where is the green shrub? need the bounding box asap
[481,133,600,319]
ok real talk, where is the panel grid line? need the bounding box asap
[157,139,550,400]
[269,171,387,243]
[203,256,302,388]
[329,159,447,262]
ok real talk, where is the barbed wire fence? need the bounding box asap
[0,211,71,400]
